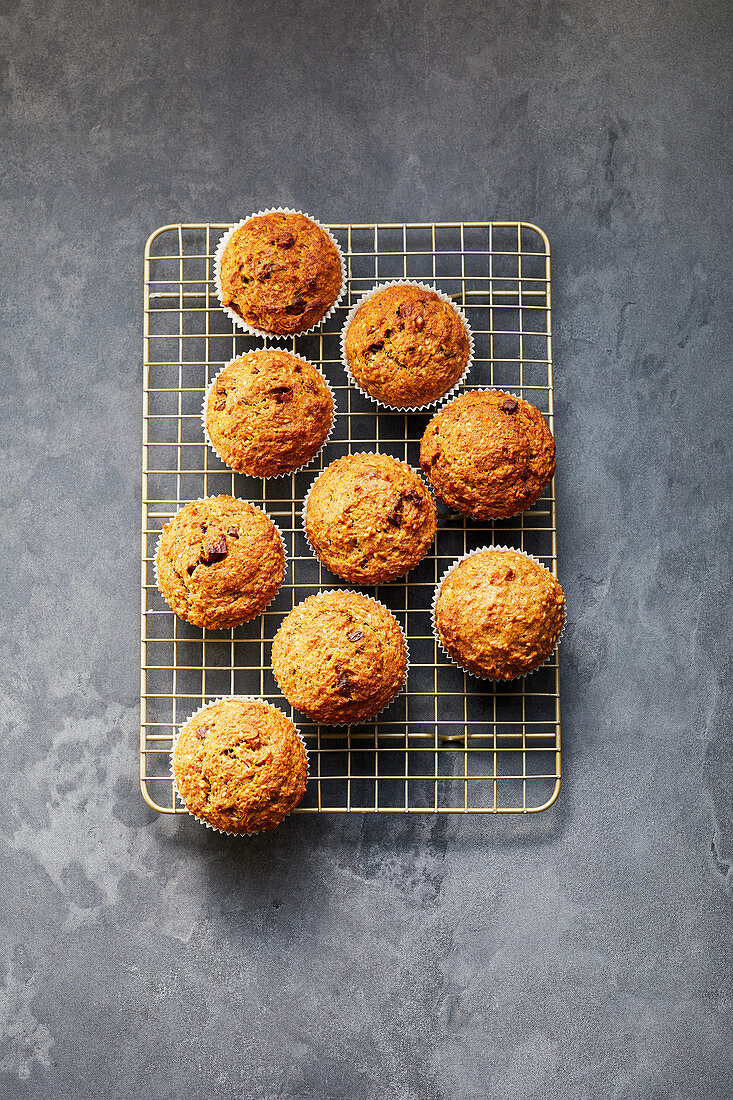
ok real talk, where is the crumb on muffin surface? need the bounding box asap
[156,495,285,630]
[420,389,555,519]
[218,212,342,335]
[304,453,436,583]
[206,350,334,477]
[271,591,408,725]
[343,284,470,408]
[434,549,564,680]
[174,698,307,833]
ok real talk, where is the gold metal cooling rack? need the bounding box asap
[141,221,560,816]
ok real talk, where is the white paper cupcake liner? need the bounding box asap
[153,496,288,627]
[339,280,474,412]
[201,354,337,479]
[431,545,566,682]
[213,208,347,340]
[170,695,309,836]
[273,589,411,726]
[300,453,437,583]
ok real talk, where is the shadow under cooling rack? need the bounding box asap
[141,220,561,816]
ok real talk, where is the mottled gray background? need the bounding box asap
[1,0,731,1097]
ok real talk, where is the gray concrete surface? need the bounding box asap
[1,0,731,1097]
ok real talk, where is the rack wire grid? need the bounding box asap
[141,220,560,816]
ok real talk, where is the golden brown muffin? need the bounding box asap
[174,697,308,833]
[420,389,555,519]
[304,453,436,584]
[156,496,285,629]
[271,591,408,725]
[205,350,334,477]
[434,549,565,680]
[343,283,470,409]
[217,211,343,335]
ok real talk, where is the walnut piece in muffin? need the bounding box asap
[271,591,407,725]
[343,284,470,408]
[304,453,436,583]
[174,698,307,833]
[156,495,285,629]
[218,212,343,335]
[434,549,565,680]
[206,350,334,477]
[420,389,555,519]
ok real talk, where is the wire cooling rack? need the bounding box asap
[141,221,560,816]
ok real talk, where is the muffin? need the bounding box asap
[205,350,334,477]
[433,548,565,680]
[156,496,285,629]
[420,389,555,519]
[304,453,436,584]
[271,591,408,725]
[216,211,343,335]
[342,283,471,409]
[173,697,308,833]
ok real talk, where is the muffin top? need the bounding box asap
[156,495,285,630]
[271,591,408,725]
[205,350,334,477]
[218,212,343,335]
[434,549,565,680]
[420,389,555,519]
[304,453,436,584]
[343,284,470,408]
[173,698,307,833]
